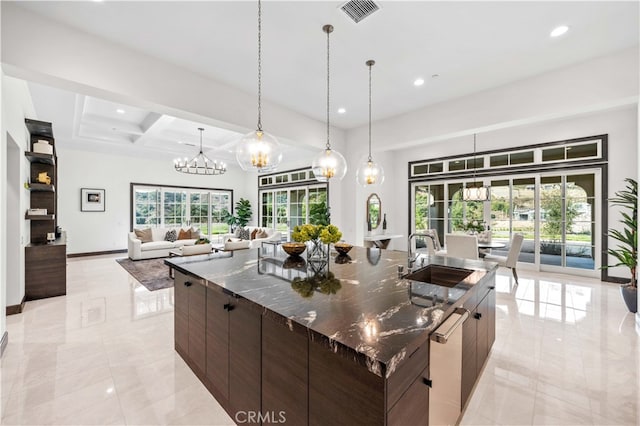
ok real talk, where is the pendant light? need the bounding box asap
[356,60,384,187]
[312,24,347,182]
[174,128,226,175]
[462,133,490,201]
[236,0,282,172]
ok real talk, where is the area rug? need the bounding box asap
[116,257,173,291]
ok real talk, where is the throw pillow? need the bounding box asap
[234,227,243,238]
[178,229,191,240]
[250,228,259,240]
[237,227,251,240]
[256,229,269,239]
[164,229,177,242]
[134,228,153,243]
[189,227,200,239]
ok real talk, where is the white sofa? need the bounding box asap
[128,227,200,260]
[222,226,282,249]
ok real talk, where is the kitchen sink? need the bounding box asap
[404,265,473,288]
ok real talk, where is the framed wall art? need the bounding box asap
[81,188,105,212]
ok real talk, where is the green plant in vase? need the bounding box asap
[602,178,637,313]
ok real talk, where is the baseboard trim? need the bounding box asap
[6,295,26,315]
[604,275,631,284]
[67,249,127,258]
[0,331,8,358]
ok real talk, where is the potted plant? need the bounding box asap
[222,198,253,231]
[603,178,637,313]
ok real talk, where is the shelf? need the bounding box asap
[27,183,55,192]
[24,152,55,165]
[25,119,53,138]
[25,214,55,221]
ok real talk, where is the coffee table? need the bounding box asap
[168,245,220,277]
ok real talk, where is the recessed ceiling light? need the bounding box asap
[116,108,125,114]
[337,107,346,114]
[550,25,569,38]
[177,141,183,144]
[413,78,425,87]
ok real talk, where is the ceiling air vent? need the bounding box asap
[340,0,380,24]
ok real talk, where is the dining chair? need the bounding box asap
[483,233,524,284]
[444,233,479,260]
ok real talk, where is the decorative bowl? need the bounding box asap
[282,242,306,257]
[334,242,353,255]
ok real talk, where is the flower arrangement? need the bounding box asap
[461,219,485,233]
[292,224,342,245]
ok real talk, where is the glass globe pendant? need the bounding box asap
[312,147,347,182]
[236,129,282,172]
[235,0,283,172]
[356,60,384,187]
[312,24,347,182]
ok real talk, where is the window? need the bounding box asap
[259,184,328,239]
[132,184,232,237]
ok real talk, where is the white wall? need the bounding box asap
[1,74,36,308]
[57,147,256,254]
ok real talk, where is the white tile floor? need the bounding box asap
[0,254,638,425]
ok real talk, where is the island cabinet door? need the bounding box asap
[188,281,207,378]
[174,272,190,357]
[387,367,429,426]
[228,296,262,417]
[205,286,230,402]
[309,340,385,426]
[475,288,495,377]
[461,303,478,408]
[262,316,308,426]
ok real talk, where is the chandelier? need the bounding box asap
[236,0,283,172]
[174,128,226,175]
[312,24,347,182]
[356,60,384,187]
[462,133,490,201]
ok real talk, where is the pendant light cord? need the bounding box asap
[473,133,477,185]
[198,127,204,154]
[325,26,331,150]
[368,62,373,162]
[257,0,263,132]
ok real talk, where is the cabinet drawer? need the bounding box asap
[386,338,429,409]
[387,366,429,426]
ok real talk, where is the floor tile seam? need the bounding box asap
[103,334,129,426]
[531,386,595,423]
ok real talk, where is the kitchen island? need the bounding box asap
[166,246,497,425]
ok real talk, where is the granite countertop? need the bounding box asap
[166,246,497,378]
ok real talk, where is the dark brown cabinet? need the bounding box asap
[173,282,262,417]
[387,367,429,426]
[174,271,206,379]
[24,119,66,301]
[461,275,496,408]
[205,286,229,401]
[262,318,308,426]
[228,296,262,415]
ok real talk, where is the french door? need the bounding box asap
[260,184,328,239]
[411,169,600,276]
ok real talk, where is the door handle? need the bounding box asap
[224,303,235,311]
[474,312,482,320]
[184,281,192,287]
[422,377,432,388]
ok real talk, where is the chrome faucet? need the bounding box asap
[407,232,437,268]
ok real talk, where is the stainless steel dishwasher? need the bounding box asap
[429,307,469,426]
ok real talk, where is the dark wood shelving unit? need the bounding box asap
[25,214,55,221]
[24,118,66,300]
[24,151,55,165]
[26,183,55,192]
